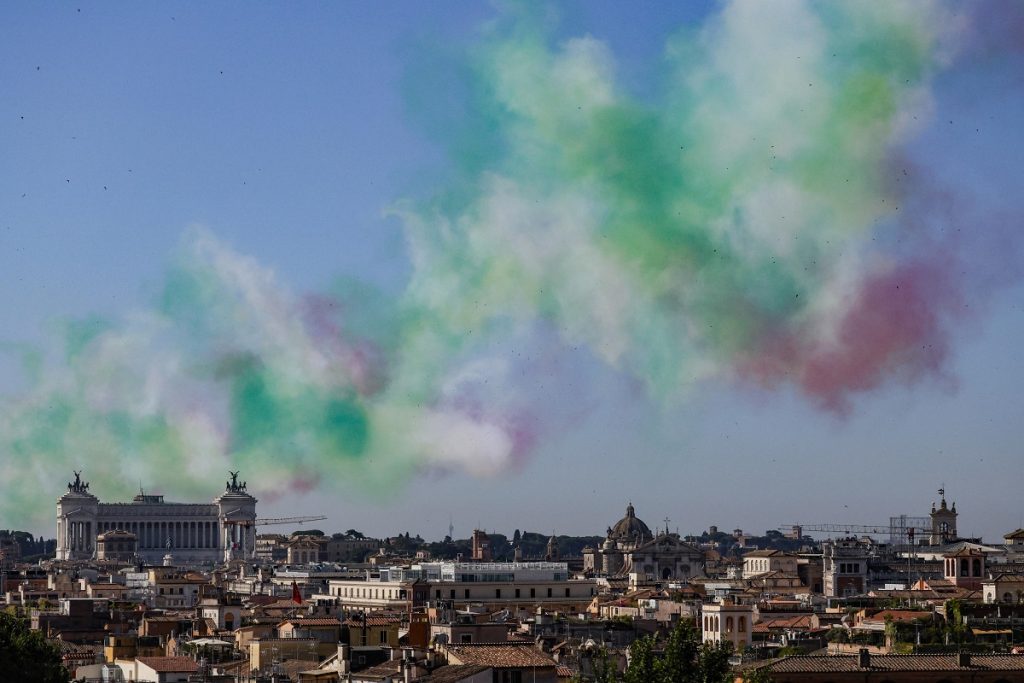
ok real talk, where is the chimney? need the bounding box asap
[338,644,350,675]
[858,648,870,668]
[959,651,971,668]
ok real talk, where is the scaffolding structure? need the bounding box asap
[889,515,931,547]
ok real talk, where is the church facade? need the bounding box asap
[584,503,705,585]
[55,471,257,564]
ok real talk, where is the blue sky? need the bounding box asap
[2,2,1022,542]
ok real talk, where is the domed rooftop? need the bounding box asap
[608,503,653,543]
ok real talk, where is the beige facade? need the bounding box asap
[982,574,1024,604]
[701,601,753,651]
[95,529,137,562]
[249,638,320,671]
[742,550,798,580]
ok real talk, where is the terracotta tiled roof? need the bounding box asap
[743,550,788,558]
[247,595,278,606]
[752,615,816,632]
[445,643,558,669]
[343,615,401,627]
[556,665,576,678]
[280,617,341,627]
[351,660,401,679]
[860,610,932,624]
[136,656,200,673]
[769,654,1024,673]
[422,664,493,682]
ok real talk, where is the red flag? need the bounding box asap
[291,581,302,604]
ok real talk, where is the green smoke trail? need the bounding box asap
[400,1,956,400]
[0,1,985,530]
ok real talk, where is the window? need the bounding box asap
[379,630,388,644]
[450,589,456,599]
[515,589,520,598]
[726,617,733,632]
[547,588,552,598]
[495,589,501,598]
[435,590,441,599]
[739,617,746,633]
[530,588,535,598]
[465,589,470,599]
[565,588,570,597]
[461,633,473,643]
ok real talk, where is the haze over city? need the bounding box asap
[2,0,1023,545]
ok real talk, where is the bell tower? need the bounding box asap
[929,487,957,545]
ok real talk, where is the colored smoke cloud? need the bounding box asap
[2,1,1021,528]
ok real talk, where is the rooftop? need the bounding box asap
[766,654,1024,673]
[135,656,200,673]
[444,643,558,669]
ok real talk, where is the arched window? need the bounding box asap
[973,558,982,576]
[961,559,969,577]
[739,617,746,633]
[726,617,733,632]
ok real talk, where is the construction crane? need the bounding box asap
[253,515,328,527]
[221,514,328,559]
[781,523,931,539]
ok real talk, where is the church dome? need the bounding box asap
[608,503,653,543]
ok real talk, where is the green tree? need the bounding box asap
[621,618,734,683]
[655,619,699,681]
[0,612,69,683]
[945,599,968,645]
[696,640,734,683]
[592,646,620,683]
[623,635,656,683]
[741,666,774,683]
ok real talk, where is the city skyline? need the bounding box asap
[2,2,1023,542]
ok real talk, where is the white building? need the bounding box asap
[324,561,597,612]
[56,471,257,564]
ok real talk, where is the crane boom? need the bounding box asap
[781,523,930,535]
[221,515,327,527]
[256,515,327,526]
